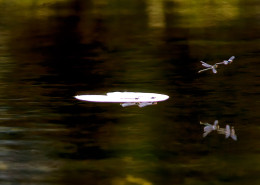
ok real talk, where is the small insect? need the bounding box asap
[198,61,218,74]
[200,120,219,137]
[216,56,235,65]
[200,120,238,141]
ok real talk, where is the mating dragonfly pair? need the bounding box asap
[198,56,235,74]
[200,120,237,141]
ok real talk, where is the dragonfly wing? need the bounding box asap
[231,127,237,141]
[203,130,211,137]
[212,68,217,73]
[202,63,212,67]
[231,134,237,141]
[200,61,212,67]
[213,120,219,130]
[225,125,231,138]
[228,56,235,62]
[198,68,211,73]
[204,125,213,133]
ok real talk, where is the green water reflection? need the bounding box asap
[0,0,259,184]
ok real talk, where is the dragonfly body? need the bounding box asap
[216,56,235,65]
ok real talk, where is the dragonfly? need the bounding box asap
[216,56,235,65]
[198,61,218,74]
[200,120,219,137]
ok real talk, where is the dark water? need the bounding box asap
[0,0,259,184]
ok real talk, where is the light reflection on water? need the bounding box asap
[0,0,259,184]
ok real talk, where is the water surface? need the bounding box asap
[0,0,259,184]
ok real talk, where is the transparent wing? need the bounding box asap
[204,125,213,133]
[200,61,212,68]
[212,68,217,74]
[213,120,219,130]
[198,68,211,73]
[225,125,231,138]
[231,134,237,141]
[231,127,237,141]
[228,56,235,62]
[203,131,211,137]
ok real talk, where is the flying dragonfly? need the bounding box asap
[198,61,218,74]
[200,120,219,137]
[200,120,237,140]
[216,56,235,65]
